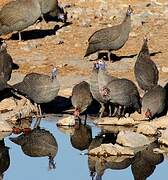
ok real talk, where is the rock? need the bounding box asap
[0,120,12,132]
[158,128,168,146]
[97,125,135,134]
[129,32,138,37]
[116,131,152,148]
[57,115,75,126]
[95,117,136,126]
[57,126,75,135]
[58,88,72,97]
[149,116,168,129]
[162,66,168,73]
[130,111,144,121]
[89,143,134,156]
[0,95,37,123]
[137,124,158,136]
[0,132,11,140]
[0,98,17,111]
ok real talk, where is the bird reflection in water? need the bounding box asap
[131,142,164,180]
[70,123,92,151]
[0,139,10,180]
[88,139,164,180]
[9,128,58,170]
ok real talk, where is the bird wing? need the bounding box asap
[0,1,29,27]
[135,57,159,86]
[88,25,121,44]
[13,73,42,96]
[107,79,137,105]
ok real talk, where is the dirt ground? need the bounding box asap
[0,0,168,95]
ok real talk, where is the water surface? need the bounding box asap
[2,117,168,180]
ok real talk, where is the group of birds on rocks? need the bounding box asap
[73,35,167,122]
[0,1,167,130]
[72,5,167,122]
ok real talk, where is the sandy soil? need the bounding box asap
[0,0,168,95]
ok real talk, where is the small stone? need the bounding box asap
[117,131,151,148]
[149,116,168,129]
[129,32,138,37]
[89,143,134,156]
[57,126,75,135]
[162,66,168,73]
[0,98,17,111]
[57,115,75,126]
[0,132,12,140]
[0,120,12,132]
[137,124,158,136]
[95,117,136,126]
[158,128,168,146]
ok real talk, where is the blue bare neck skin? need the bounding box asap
[98,63,107,71]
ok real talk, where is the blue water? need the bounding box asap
[2,118,168,180]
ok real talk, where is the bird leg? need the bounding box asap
[48,156,56,170]
[41,14,47,23]
[33,104,42,128]
[78,116,82,125]
[108,104,112,117]
[18,32,22,41]
[38,104,42,117]
[121,106,126,117]
[112,106,118,117]
[99,103,105,118]
[116,105,123,119]
[108,51,112,62]
[84,113,87,125]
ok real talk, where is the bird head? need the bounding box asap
[145,108,152,119]
[139,36,150,56]
[50,65,57,80]
[93,62,99,70]
[57,5,67,23]
[100,87,110,97]
[126,5,133,16]
[73,108,80,118]
[97,59,106,70]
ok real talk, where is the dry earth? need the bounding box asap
[0,0,168,96]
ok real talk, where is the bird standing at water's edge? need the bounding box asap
[13,65,60,128]
[71,81,93,125]
[142,85,167,120]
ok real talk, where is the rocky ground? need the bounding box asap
[0,0,168,96]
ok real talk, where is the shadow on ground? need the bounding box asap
[94,51,162,62]
[10,22,72,41]
[41,96,101,116]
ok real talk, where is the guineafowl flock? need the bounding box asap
[0,1,167,129]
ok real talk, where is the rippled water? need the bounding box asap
[1,116,168,180]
